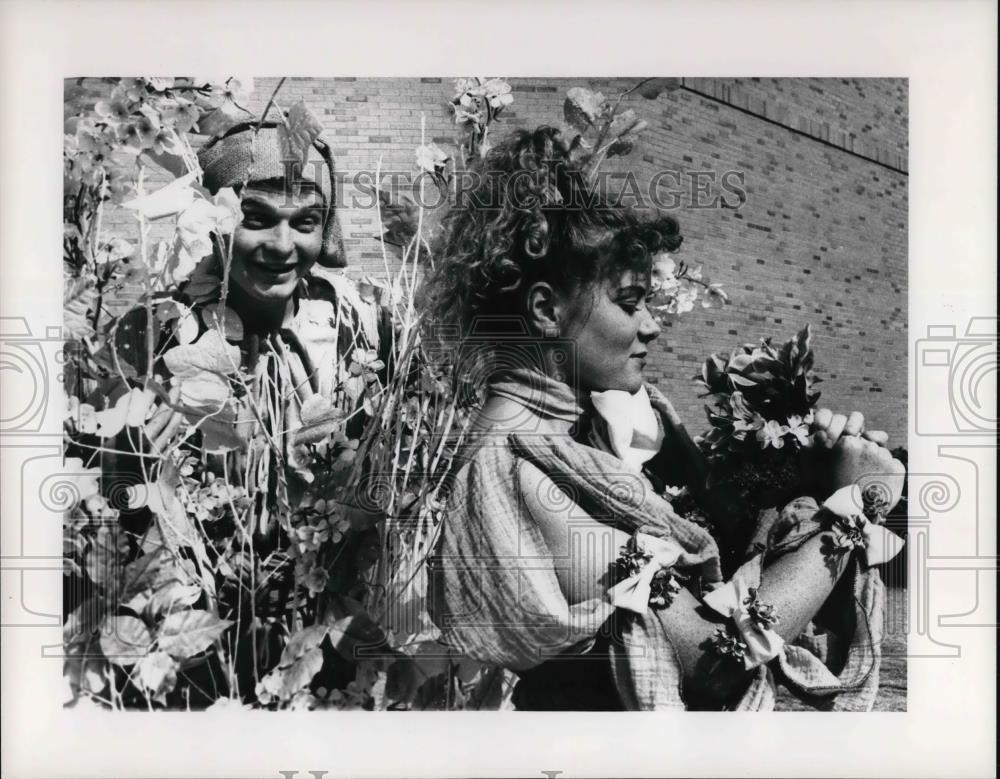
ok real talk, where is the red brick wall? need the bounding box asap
[71,77,908,443]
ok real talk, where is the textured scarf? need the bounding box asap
[430,367,887,710]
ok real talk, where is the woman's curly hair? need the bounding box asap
[421,126,683,341]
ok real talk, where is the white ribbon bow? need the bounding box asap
[590,385,664,471]
[607,532,686,614]
[822,485,904,567]
[702,555,785,670]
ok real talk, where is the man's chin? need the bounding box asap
[245,283,297,303]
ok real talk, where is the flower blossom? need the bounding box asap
[786,414,812,446]
[756,419,790,449]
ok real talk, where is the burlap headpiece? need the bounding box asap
[198,121,346,268]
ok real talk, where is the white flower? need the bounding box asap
[756,419,790,449]
[415,142,448,174]
[674,286,698,314]
[786,415,812,446]
[650,253,677,294]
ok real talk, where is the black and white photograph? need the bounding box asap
[58,74,910,713]
[0,2,995,778]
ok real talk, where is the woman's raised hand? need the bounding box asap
[812,407,890,449]
[827,434,906,510]
[803,407,904,509]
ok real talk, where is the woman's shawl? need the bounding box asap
[428,368,888,710]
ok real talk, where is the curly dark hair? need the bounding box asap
[421,126,683,342]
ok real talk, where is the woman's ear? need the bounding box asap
[526,281,560,337]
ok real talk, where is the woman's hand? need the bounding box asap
[812,407,890,449]
[801,408,903,507]
[827,434,906,510]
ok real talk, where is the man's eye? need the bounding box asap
[293,216,320,233]
[241,213,269,229]
[619,299,644,314]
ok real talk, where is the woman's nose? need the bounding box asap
[638,309,661,342]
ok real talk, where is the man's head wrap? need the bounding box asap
[198,121,346,268]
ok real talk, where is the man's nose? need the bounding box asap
[267,222,295,257]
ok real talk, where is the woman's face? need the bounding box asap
[560,267,662,394]
[229,182,325,304]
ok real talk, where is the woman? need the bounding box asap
[424,127,905,710]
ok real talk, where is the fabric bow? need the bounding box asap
[607,532,686,614]
[822,485,904,567]
[590,385,664,471]
[702,555,785,670]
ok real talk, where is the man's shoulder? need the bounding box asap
[303,271,340,305]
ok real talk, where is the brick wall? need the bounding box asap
[70,77,908,443]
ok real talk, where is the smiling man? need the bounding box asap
[106,120,380,482]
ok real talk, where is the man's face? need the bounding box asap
[228,181,325,304]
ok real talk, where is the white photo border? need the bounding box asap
[1,1,995,777]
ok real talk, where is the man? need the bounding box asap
[108,120,374,523]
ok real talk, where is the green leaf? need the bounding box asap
[84,531,123,591]
[64,276,97,339]
[199,303,244,342]
[64,597,106,646]
[163,329,240,378]
[605,136,634,158]
[608,108,638,137]
[326,613,388,662]
[136,478,200,549]
[196,98,253,137]
[385,655,419,705]
[199,415,248,453]
[729,354,753,373]
[563,87,606,132]
[182,254,223,304]
[279,624,329,667]
[144,580,202,618]
[293,395,345,446]
[279,646,324,701]
[136,650,179,703]
[280,100,324,169]
[157,299,200,345]
[100,615,153,666]
[156,609,231,659]
[121,549,172,604]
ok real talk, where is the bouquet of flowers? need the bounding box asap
[696,324,821,512]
